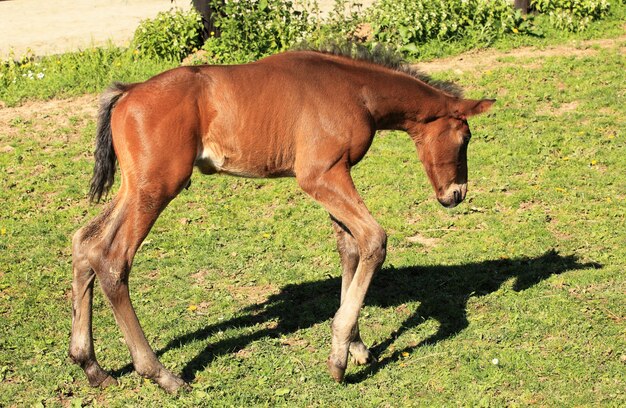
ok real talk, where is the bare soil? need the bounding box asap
[0,0,193,59]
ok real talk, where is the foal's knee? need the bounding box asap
[337,233,359,263]
[360,227,387,266]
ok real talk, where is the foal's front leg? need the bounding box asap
[330,216,376,366]
[299,166,387,382]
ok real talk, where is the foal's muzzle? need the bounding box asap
[437,184,467,208]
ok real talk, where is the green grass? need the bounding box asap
[0,46,177,107]
[1,40,625,407]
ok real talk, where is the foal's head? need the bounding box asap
[412,98,494,208]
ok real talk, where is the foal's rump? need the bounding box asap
[102,68,208,197]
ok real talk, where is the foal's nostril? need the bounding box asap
[453,190,462,204]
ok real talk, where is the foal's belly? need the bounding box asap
[194,142,294,178]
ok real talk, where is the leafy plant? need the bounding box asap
[132,8,203,61]
[200,0,315,64]
[364,0,541,57]
[305,0,365,47]
[0,49,38,90]
[532,0,611,31]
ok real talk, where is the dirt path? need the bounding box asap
[0,0,194,59]
[0,0,375,60]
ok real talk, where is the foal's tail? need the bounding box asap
[89,83,131,203]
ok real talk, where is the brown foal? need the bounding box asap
[69,50,494,393]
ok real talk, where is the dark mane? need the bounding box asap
[294,42,464,98]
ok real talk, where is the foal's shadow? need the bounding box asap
[113,250,599,383]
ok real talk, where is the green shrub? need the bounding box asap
[201,0,315,64]
[532,0,611,31]
[132,8,203,61]
[305,0,365,47]
[363,0,538,57]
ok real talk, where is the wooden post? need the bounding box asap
[192,0,224,42]
[514,0,530,14]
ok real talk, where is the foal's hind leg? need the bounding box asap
[330,216,376,366]
[89,182,190,393]
[69,207,118,387]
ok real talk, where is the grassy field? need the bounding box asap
[1,37,625,407]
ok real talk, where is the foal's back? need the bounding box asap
[112,52,386,179]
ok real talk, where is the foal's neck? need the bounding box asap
[363,71,450,132]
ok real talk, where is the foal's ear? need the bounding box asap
[453,98,496,119]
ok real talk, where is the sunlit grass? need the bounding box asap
[0,37,624,408]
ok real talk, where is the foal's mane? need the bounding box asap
[296,42,464,98]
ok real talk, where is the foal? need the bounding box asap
[69,50,494,392]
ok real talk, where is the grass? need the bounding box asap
[0,46,177,107]
[1,26,625,408]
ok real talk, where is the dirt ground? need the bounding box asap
[0,0,375,59]
[0,0,195,59]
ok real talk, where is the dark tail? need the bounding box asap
[88,83,131,203]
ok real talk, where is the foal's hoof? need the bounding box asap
[157,372,191,395]
[349,343,376,366]
[84,364,118,388]
[89,374,117,388]
[350,349,377,366]
[326,358,346,383]
[98,375,119,388]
